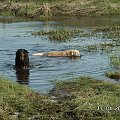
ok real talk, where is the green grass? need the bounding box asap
[0,77,63,120]
[0,0,120,19]
[52,77,120,119]
[0,76,120,119]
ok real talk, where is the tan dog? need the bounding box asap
[32,50,80,57]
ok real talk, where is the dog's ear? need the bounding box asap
[16,49,21,56]
[16,49,29,53]
[24,50,29,53]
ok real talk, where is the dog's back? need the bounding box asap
[32,50,80,57]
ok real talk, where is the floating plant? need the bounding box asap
[31,29,82,41]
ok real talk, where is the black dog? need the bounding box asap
[15,49,29,69]
[15,49,30,84]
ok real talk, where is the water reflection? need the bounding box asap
[59,16,120,27]
[0,16,18,23]
[68,56,81,60]
[16,69,30,85]
[0,16,32,23]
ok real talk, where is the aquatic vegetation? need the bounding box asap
[93,26,120,42]
[78,26,120,47]
[82,42,117,53]
[93,26,120,32]
[105,71,120,80]
[32,29,82,41]
[110,55,120,68]
[81,25,120,53]
[100,42,117,48]
[83,44,98,52]
[99,42,119,52]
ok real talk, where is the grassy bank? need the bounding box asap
[50,77,120,120]
[0,77,62,120]
[0,76,120,119]
[0,0,120,20]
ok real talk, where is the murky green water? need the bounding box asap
[0,16,120,93]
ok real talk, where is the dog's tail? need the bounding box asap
[32,53,45,56]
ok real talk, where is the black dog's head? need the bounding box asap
[15,49,29,69]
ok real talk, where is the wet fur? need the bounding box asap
[32,50,80,57]
[15,49,29,69]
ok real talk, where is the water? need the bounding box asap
[0,16,120,93]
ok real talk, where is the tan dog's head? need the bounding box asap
[65,50,80,57]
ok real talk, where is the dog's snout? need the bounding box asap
[19,52,25,61]
[76,52,80,56]
[73,51,80,56]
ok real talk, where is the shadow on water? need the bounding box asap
[16,69,30,85]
